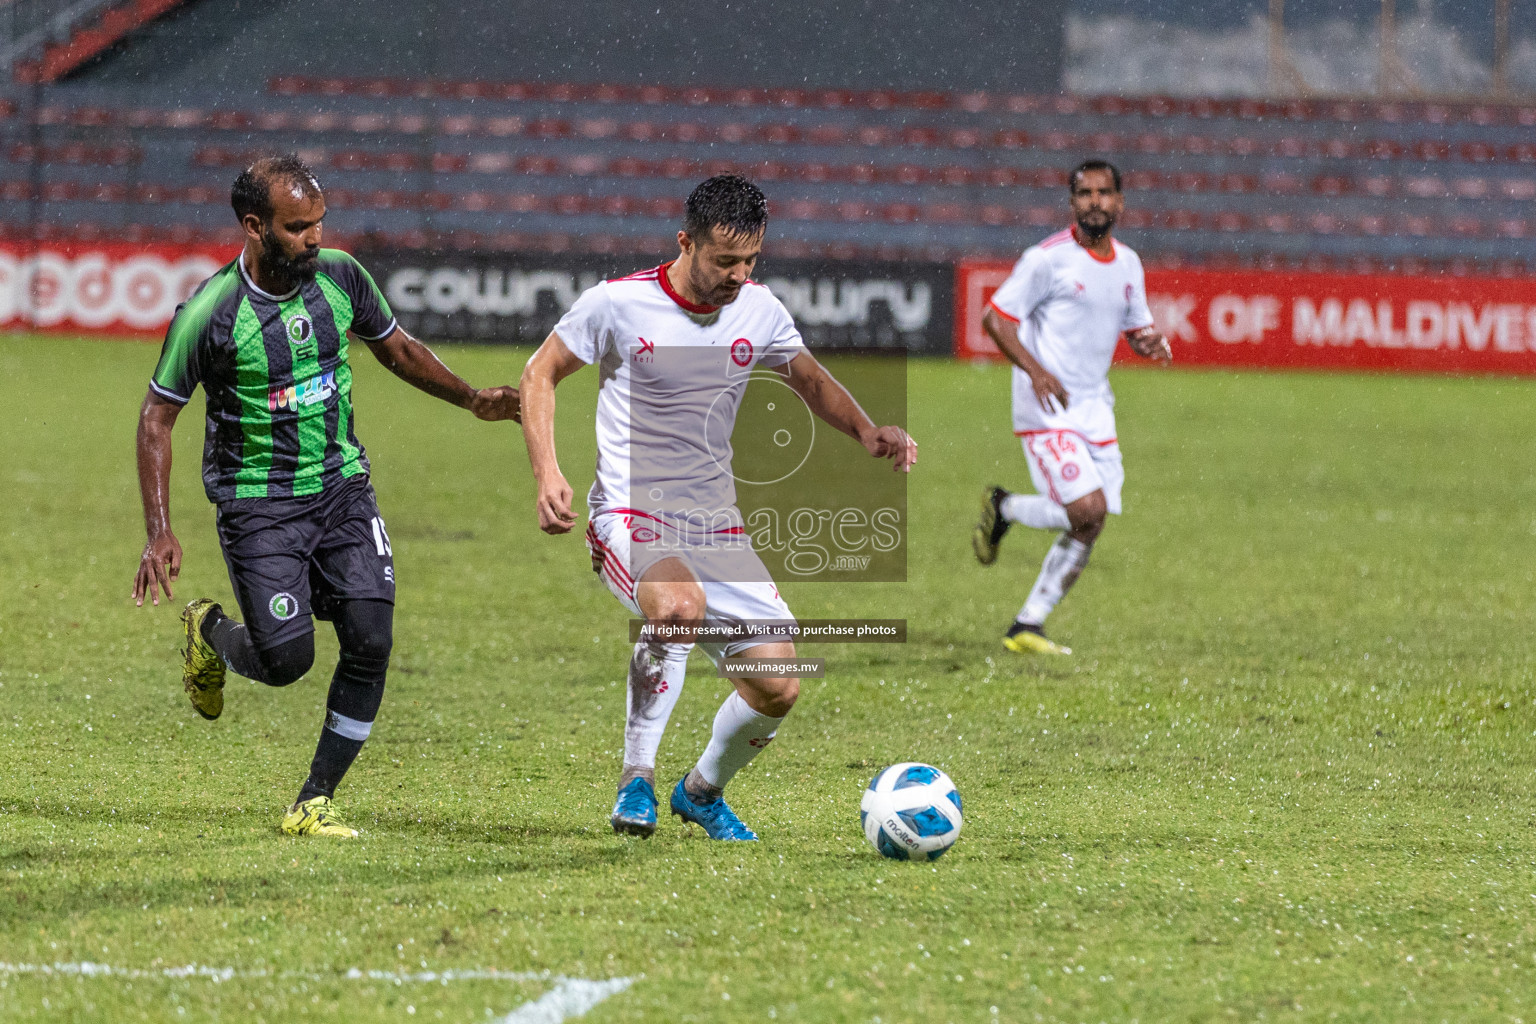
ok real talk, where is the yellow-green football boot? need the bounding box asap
[1002,621,1072,656]
[972,486,1011,566]
[280,796,359,838]
[181,599,227,720]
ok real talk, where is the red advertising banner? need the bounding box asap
[0,242,231,338]
[956,260,1536,375]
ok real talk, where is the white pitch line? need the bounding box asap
[0,962,635,1021]
[0,962,555,984]
[496,977,634,1024]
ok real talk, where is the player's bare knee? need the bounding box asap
[1067,492,1107,539]
[650,587,705,630]
[750,677,799,717]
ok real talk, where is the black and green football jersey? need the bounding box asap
[150,249,398,503]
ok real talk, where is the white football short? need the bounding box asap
[585,510,796,663]
[1019,430,1124,514]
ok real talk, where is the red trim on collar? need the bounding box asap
[1072,226,1117,264]
[657,260,720,314]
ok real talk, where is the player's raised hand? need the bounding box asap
[535,472,577,534]
[471,385,522,422]
[133,530,183,607]
[1126,327,1172,364]
[1030,369,1070,413]
[860,425,918,473]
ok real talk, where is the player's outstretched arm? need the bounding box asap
[982,308,1069,412]
[364,325,521,421]
[519,332,587,534]
[777,352,917,473]
[133,391,183,607]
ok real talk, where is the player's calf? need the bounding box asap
[613,640,690,837]
[673,651,797,840]
[201,605,314,687]
[296,599,391,808]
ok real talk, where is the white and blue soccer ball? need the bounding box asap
[860,762,963,861]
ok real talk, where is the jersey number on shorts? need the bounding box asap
[1043,433,1078,461]
[371,517,393,557]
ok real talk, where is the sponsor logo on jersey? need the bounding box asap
[1061,463,1081,481]
[730,338,754,366]
[268,592,298,620]
[269,370,336,411]
[634,337,655,363]
[630,526,659,543]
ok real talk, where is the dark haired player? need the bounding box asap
[520,175,916,840]
[133,155,520,837]
[971,159,1170,655]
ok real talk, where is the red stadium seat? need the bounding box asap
[1453,177,1490,199]
[208,110,251,130]
[482,117,524,137]
[1358,175,1394,196]
[1402,176,1446,198]
[1163,209,1202,231]
[1357,214,1388,235]
[1260,172,1304,194]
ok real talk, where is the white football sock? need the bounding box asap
[1001,493,1071,530]
[693,691,785,790]
[622,642,690,780]
[1019,535,1093,626]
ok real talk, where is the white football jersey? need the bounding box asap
[554,262,806,521]
[989,228,1154,442]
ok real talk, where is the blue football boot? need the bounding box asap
[611,777,658,837]
[669,777,758,841]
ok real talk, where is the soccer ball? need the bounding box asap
[860,762,963,861]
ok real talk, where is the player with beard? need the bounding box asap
[520,175,916,840]
[133,155,520,836]
[971,160,1171,655]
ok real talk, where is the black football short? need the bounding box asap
[215,475,395,650]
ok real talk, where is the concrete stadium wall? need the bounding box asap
[62,0,1066,103]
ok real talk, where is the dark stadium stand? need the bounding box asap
[267,76,1536,132]
[9,0,194,83]
[5,63,1536,269]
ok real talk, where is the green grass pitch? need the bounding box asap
[2,332,1535,1022]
